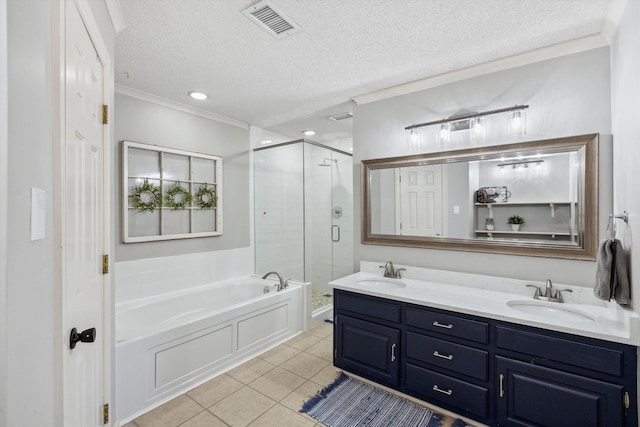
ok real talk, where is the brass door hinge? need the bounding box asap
[103,403,109,424]
[624,391,630,409]
[102,254,109,275]
[102,105,109,124]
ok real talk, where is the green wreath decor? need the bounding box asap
[194,184,217,210]
[129,180,162,213]
[165,183,192,210]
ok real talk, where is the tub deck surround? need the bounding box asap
[115,275,298,342]
[329,263,640,346]
[116,275,304,423]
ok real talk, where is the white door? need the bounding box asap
[63,3,106,425]
[397,165,443,236]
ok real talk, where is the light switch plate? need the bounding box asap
[30,188,45,241]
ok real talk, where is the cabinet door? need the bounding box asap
[496,357,624,427]
[335,315,400,386]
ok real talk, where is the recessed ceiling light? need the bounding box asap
[260,139,272,145]
[188,91,209,100]
[302,130,315,136]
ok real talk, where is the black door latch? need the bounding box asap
[69,327,96,349]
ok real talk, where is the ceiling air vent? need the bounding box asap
[328,112,353,121]
[243,0,301,39]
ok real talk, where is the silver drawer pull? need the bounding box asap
[391,343,396,362]
[432,321,453,329]
[432,385,453,396]
[433,351,453,361]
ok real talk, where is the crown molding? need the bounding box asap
[600,0,629,42]
[104,0,125,34]
[115,84,249,129]
[352,34,609,106]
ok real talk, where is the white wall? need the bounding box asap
[5,2,56,424]
[353,48,612,287]
[0,0,7,424]
[114,93,251,262]
[611,0,640,312]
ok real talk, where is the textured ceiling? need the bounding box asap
[115,0,613,141]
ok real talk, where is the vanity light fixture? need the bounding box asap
[188,91,209,100]
[438,123,451,144]
[405,105,529,140]
[407,128,419,150]
[508,109,527,136]
[302,130,316,136]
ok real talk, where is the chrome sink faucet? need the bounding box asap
[379,261,405,279]
[526,279,572,303]
[262,271,288,291]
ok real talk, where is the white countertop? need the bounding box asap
[329,265,640,346]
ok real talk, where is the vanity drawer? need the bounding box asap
[406,363,489,418]
[335,291,401,323]
[496,326,624,377]
[406,332,488,380]
[406,307,488,344]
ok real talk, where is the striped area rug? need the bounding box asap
[301,373,469,427]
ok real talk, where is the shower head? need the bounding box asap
[318,158,338,167]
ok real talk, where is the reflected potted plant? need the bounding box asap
[507,214,525,231]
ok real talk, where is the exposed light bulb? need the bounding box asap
[511,111,522,129]
[508,109,526,136]
[472,117,483,132]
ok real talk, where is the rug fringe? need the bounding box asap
[300,371,350,414]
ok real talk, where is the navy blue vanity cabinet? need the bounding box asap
[495,324,637,427]
[332,289,637,427]
[404,306,492,422]
[334,291,401,387]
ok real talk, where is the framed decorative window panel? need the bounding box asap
[122,140,223,242]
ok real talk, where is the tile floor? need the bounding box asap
[123,323,336,427]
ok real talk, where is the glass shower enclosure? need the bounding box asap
[254,140,353,324]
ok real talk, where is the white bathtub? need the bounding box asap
[115,276,303,423]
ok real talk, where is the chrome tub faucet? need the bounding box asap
[262,271,288,291]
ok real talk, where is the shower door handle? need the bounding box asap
[331,225,340,242]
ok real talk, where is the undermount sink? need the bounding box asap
[356,279,407,290]
[507,300,595,322]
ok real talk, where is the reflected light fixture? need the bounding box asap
[302,130,316,136]
[405,105,528,142]
[188,91,209,100]
[497,159,544,169]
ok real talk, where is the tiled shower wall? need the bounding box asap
[254,143,305,281]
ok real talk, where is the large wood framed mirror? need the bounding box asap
[362,134,598,260]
